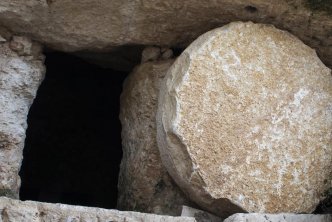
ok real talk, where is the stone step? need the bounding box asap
[224,213,332,222]
[0,197,196,222]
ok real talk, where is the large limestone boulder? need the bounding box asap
[0,1,331,68]
[156,22,332,217]
[0,36,45,198]
[0,197,196,222]
[118,59,192,215]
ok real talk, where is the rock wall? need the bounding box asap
[0,1,331,68]
[0,36,45,198]
[118,59,192,215]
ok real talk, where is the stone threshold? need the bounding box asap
[0,197,331,222]
[182,206,332,222]
[224,213,332,222]
[0,197,195,222]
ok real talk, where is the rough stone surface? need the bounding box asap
[0,37,45,198]
[0,197,196,222]
[74,45,145,72]
[141,47,174,63]
[118,59,192,215]
[0,36,6,43]
[0,1,331,68]
[224,213,332,222]
[181,206,222,222]
[141,47,162,63]
[156,22,332,217]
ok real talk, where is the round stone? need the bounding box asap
[156,22,332,217]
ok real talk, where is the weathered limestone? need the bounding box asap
[73,45,145,72]
[118,59,192,215]
[0,197,196,221]
[0,36,45,198]
[0,1,331,68]
[141,47,174,63]
[156,22,332,217]
[224,213,332,222]
[181,206,222,222]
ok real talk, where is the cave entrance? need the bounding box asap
[19,52,128,209]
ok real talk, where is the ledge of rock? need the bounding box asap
[156,21,332,217]
[118,59,192,215]
[0,1,331,68]
[224,213,332,222]
[0,197,196,222]
[0,36,45,198]
[181,205,222,222]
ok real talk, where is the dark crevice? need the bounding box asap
[19,52,128,209]
[245,5,258,13]
[171,47,186,57]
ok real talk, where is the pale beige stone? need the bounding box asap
[224,213,332,222]
[161,49,174,60]
[156,22,332,217]
[141,47,174,63]
[9,36,34,56]
[0,35,6,43]
[118,60,192,215]
[0,197,196,222]
[0,1,331,67]
[0,37,45,198]
[141,46,161,63]
[181,206,222,222]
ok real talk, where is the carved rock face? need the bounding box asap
[156,22,332,217]
[0,1,331,68]
[0,36,45,197]
[0,197,196,222]
[118,60,192,215]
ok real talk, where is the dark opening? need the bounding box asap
[244,5,258,13]
[19,52,128,209]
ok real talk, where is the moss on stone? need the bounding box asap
[306,0,332,14]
